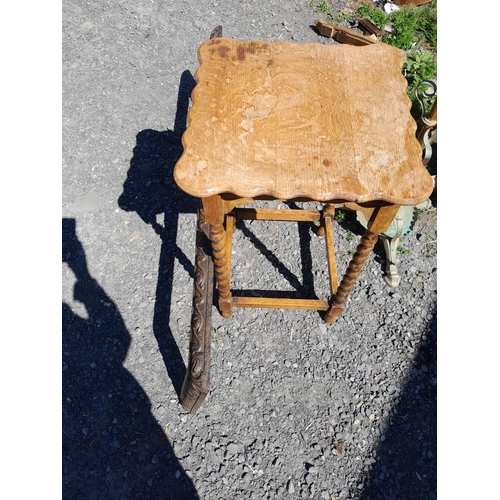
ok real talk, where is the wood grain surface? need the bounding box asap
[174,38,434,206]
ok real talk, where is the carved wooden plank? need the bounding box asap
[180,203,214,414]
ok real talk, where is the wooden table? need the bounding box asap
[174,37,434,413]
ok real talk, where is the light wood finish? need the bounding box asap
[323,205,339,295]
[174,38,434,206]
[175,37,434,329]
[234,208,321,222]
[324,204,400,323]
[232,297,330,311]
[222,197,254,215]
[202,195,232,318]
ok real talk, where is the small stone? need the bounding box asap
[287,479,295,494]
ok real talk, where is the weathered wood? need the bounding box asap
[202,195,224,226]
[323,210,339,295]
[222,197,254,215]
[174,38,434,206]
[367,204,401,234]
[180,203,213,414]
[232,296,330,311]
[334,28,377,47]
[358,18,385,38]
[314,20,405,56]
[234,208,321,222]
[174,37,435,327]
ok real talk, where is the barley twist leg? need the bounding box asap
[324,229,378,323]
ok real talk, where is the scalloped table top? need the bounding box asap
[174,38,434,206]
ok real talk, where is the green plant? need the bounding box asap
[384,6,420,50]
[311,1,351,24]
[314,1,334,17]
[425,237,437,258]
[404,51,437,91]
[346,231,355,242]
[211,326,232,344]
[355,2,437,50]
[415,0,437,49]
[353,2,437,109]
[356,3,387,29]
[335,210,346,223]
[397,244,410,254]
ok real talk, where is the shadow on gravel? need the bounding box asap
[118,70,198,397]
[361,309,437,500]
[233,214,318,300]
[62,218,199,499]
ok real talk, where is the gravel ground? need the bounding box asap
[62,1,437,499]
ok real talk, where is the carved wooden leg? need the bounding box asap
[203,195,232,318]
[324,204,400,323]
[324,229,378,323]
[210,223,232,318]
[317,203,335,237]
[180,202,214,414]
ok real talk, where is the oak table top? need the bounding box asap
[174,38,434,206]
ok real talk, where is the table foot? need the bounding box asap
[180,203,214,414]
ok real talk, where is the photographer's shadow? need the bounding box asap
[118,70,198,397]
[62,218,198,499]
